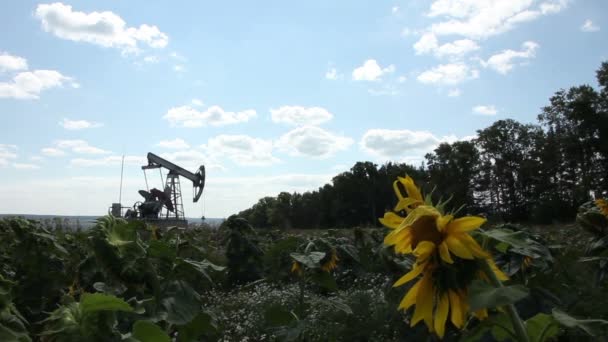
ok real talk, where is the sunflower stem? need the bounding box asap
[480,259,529,342]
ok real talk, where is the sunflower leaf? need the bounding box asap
[552,308,608,337]
[468,280,529,311]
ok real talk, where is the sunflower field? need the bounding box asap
[2,174,608,341]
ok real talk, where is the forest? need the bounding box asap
[239,62,608,229]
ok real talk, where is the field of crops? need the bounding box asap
[2,177,608,342]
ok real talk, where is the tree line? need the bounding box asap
[238,62,608,229]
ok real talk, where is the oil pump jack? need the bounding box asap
[110,152,205,227]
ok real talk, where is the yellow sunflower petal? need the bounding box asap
[414,241,436,261]
[436,214,453,232]
[434,293,450,338]
[473,309,488,320]
[379,212,405,229]
[392,180,405,201]
[398,279,421,310]
[394,197,422,212]
[445,235,474,259]
[488,259,509,281]
[460,234,491,258]
[411,272,434,329]
[448,290,464,328]
[384,229,410,246]
[393,261,427,287]
[446,216,486,234]
[439,242,454,264]
[398,175,424,202]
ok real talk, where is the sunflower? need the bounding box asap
[596,199,608,217]
[320,249,339,272]
[291,261,303,276]
[380,176,508,338]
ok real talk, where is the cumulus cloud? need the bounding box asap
[0,52,28,72]
[70,155,146,167]
[60,118,103,130]
[277,126,353,158]
[360,129,455,158]
[581,20,599,32]
[473,105,498,115]
[414,33,480,58]
[12,163,40,170]
[156,138,190,150]
[423,0,568,40]
[163,105,257,128]
[352,59,395,81]
[482,41,539,74]
[41,147,66,157]
[0,144,17,166]
[203,135,279,166]
[417,63,479,85]
[42,140,110,156]
[191,98,204,106]
[325,67,340,80]
[0,69,77,99]
[35,2,168,54]
[270,106,333,126]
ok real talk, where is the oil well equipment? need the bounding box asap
[110,152,205,227]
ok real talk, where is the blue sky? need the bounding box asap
[1,0,607,218]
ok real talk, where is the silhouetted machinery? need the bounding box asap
[110,152,205,226]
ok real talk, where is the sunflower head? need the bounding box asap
[381,176,508,338]
[596,199,608,217]
[291,261,303,276]
[320,249,339,272]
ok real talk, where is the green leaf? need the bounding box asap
[160,281,201,325]
[525,313,560,342]
[177,311,217,342]
[147,240,176,261]
[80,293,133,314]
[468,280,529,311]
[310,271,338,291]
[132,320,170,342]
[290,252,325,269]
[552,309,608,337]
[460,312,514,342]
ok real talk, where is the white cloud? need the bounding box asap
[482,41,539,74]
[448,88,461,97]
[156,138,190,150]
[41,147,66,157]
[30,155,44,162]
[473,105,498,115]
[143,56,159,63]
[435,39,480,58]
[60,118,103,130]
[54,139,110,155]
[392,6,400,14]
[581,20,600,32]
[0,144,17,166]
[423,0,568,40]
[397,75,407,83]
[13,163,40,170]
[361,129,455,158]
[352,59,395,81]
[414,33,439,55]
[203,135,279,166]
[325,67,340,80]
[417,63,479,85]
[173,65,185,72]
[163,105,257,128]
[277,126,353,158]
[0,70,76,99]
[35,3,168,54]
[158,150,224,173]
[191,98,203,106]
[270,106,333,126]
[0,52,28,72]
[70,155,145,167]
